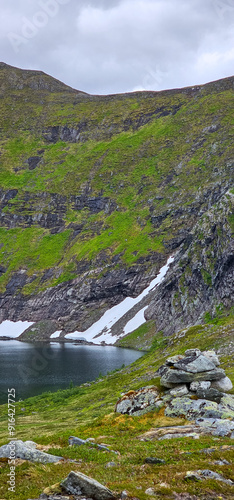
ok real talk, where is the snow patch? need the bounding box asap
[0,320,34,338]
[50,331,62,339]
[123,306,148,335]
[66,255,174,344]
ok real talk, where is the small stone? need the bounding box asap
[190,381,211,391]
[145,487,156,496]
[105,462,117,468]
[185,349,201,357]
[198,469,233,485]
[145,457,166,465]
[69,436,87,446]
[121,491,128,499]
[203,350,220,366]
[211,376,233,392]
[166,355,185,365]
[214,459,230,465]
[185,471,202,482]
[170,385,189,397]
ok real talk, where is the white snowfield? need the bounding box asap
[0,320,34,338]
[65,255,174,344]
[0,255,174,343]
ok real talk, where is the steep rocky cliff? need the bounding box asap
[0,63,233,340]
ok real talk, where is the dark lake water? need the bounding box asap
[0,341,143,404]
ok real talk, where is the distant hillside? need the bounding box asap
[0,63,233,342]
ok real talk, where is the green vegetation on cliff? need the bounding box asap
[0,64,233,301]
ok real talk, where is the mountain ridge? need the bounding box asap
[0,63,233,343]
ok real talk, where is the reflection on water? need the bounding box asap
[0,341,143,403]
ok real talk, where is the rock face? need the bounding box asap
[145,191,234,336]
[61,471,116,500]
[0,440,62,463]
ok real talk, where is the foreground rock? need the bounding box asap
[61,471,116,500]
[139,418,234,441]
[185,469,233,485]
[0,440,62,464]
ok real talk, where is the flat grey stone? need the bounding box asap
[160,368,226,388]
[68,436,87,446]
[174,354,216,373]
[198,469,233,485]
[211,376,233,392]
[169,385,189,397]
[61,471,115,500]
[0,440,62,463]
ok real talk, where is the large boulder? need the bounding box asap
[0,440,62,463]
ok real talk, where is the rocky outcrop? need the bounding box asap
[0,188,116,232]
[145,191,234,335]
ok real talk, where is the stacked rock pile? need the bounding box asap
[159,348,233,400]
[116,349,234,437]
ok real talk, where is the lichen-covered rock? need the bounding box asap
[190,381,211,391]
[195,417,234,438]
[115,386,160,416]
[164,397,234,420]
[61,471,116,500]
[0,440,62,463]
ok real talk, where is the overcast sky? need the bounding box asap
[0,0,233,95]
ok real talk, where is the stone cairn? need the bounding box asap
[159,348,232,398]
[115,349,234,438]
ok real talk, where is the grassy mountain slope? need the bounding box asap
[0,63,233,338]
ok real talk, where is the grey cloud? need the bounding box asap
[0,0,233,95]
